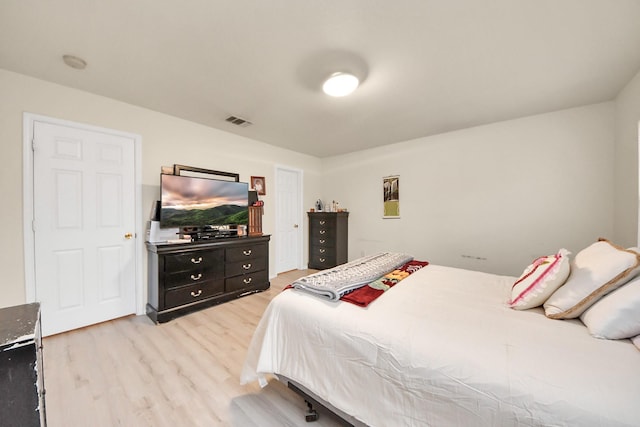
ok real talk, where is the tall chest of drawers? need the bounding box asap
[308,212,349,269]
[147,235,270,323]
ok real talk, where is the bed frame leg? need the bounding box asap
[305,400,319,422]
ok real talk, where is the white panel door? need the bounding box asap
[33,120,136,336]
[276,167,302,273]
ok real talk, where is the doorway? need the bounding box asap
[275,166,303,273]
[23,113,143,336]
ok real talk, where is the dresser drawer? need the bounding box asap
[226,257,267,277]
[164,268,223,289]
[309,254,336,269]
[225,270,268,293]
[310,226,336,239]
[164,249,224,273]
[164,280,225,309]
[311,245,335,258]
[226,244,267,262]
[310,217,336,227]
[309,236,335,247]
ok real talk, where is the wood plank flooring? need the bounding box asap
[43,269,344,427]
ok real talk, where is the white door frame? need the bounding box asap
[275,164,305,271]
[23,113,145,315]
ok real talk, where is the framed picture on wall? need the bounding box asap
[383,175,400,218]
[251,176,266,195]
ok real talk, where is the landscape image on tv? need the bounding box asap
[160,174,249,227]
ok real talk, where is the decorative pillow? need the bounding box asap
[632,335,640,351]
[580,276,640,339]
[544,239,640,319]
[508,249,570,310]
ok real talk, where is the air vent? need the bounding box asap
[225,115,252,127]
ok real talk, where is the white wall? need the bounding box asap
[614,69,640,247]
[321,103,616,276]
[0,67,627,307]
[0,69,322,309]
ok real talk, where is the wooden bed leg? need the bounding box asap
[305,400,319,422]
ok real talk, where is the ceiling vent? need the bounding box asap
[225,115,252,127]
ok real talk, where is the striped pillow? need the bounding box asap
[509,249,570,310]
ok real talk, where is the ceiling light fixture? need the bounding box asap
[62,54,87,70]
[322,72,359,97]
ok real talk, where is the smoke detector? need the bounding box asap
[62,54,87,70]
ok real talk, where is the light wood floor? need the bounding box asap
[43,269,345,427]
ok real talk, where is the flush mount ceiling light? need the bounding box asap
[322,72,359,97]
[62,54,87,70]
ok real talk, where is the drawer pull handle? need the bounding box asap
[190,273,203,281]
[191,257,203,264]
[243,263,252,270]
[319,248,326,253]
[319,220,326,225]
[319,258,326,262]
[243,249,252,256]
[319,230,326,234]
[191,290,202,297]
[243,277,252,284]
[319,239,326,244]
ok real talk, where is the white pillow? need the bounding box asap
[509,249,570,310]
[632,335,640,351]
[580,276,640,339]
[544,239,640,319]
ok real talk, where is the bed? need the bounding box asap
[241,255,640,426]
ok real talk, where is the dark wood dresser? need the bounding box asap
[0,303,46,427]
[146,235,270,323]
[308,212,349,269]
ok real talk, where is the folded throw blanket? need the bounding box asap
[292,252,413,301]
[341,260,429,307]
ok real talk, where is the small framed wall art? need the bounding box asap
[383,175,400,218]
[251,176,266,195]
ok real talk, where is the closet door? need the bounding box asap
[32,119,137,336]
[276,167,303,273]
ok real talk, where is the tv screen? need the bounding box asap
[160,174,249,228]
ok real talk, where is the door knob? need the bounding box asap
[293,224,299,228]
[124,233,133,239]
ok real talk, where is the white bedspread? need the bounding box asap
[241,265,640,426]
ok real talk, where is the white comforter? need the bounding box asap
[241,265,640,426]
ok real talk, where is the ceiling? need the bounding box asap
[2,1,640,158]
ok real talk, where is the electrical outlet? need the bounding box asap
[461,254,487,261]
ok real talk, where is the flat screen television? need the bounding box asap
[160,174,249,228]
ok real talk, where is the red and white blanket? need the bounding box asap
[287,259,429,307]
[291,252,414,301]
[340,260,429,307]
